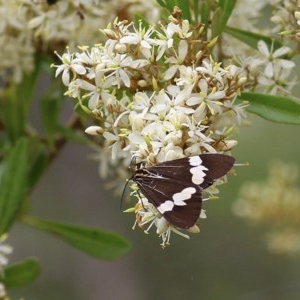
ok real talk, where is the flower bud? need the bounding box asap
[85,126,104,135]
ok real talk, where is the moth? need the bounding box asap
[131,154,235,229]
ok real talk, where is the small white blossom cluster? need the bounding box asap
[55,14,246,163]
[22,0,159,50]
[240,40,296,95]
[0,238,12,275]
[54,8,246,245]
[0,0,158,84]
[270,0,300,34]
[228,0,266,31]
[0,1,35,83]
[246,0,300,95]
[0,235,13,299]
[233,160,300,255]
[221,0,298,96]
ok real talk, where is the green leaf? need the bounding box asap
[211,0,236,38]
[156,0,176,12]
[41,96,61,143]
[219,0,236,30]
[0,86,26,143]
[19,56,43,107]
[27,148,48,191]
[155,0,191,20]
[224,27,283,50]
[179,1,191,21]
[0,138,29,234]
[3,258,41,288]
[238,93,300,124]
[40,79,67,144]
[0,59,42,142]
[211,7,222,38]
[201,2,209,28]
[24,217,131,260]
[193,0,200,23]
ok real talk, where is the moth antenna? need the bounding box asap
[120,178,131,210]
[120,155,143,210]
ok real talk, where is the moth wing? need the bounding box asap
[147,154,235,189]
[136,177,202,229]
[199,154,235,188]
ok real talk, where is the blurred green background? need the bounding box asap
[8,110,300,299]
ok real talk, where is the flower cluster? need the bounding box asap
[241,40,295,95]
[0,1,35,83]
[270,0,300,34]
[222,0,298,96]
[54,8,245,245]
[0,235,13,299]
[233,160,300,255]
[0,0,158,84]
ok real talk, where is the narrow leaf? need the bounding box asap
[0,86,26,142]
[27,149,48,191]
[212,0,236,38]
[179,1,191,21]
[24,217,131,260]
[3,258,41,288]
[156,0,175,12]
[0,61,41,142]
[219,0,236,29]
[201,2,209,27]
[41,96,60,143]
[18,56,42,108]
[0,138,29,234]
[224,27,283,50]
[238,92,300,124]
[193,0,200,23]
[211,7,222,38]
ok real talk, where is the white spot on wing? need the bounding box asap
[157,187,197,214]
[157,200,174,213]
[190,165,207,185]
[173,187,196,206]
[188,156,208,185]
[189,156,202,166]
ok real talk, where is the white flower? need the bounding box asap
[175,65,198,89]
[186,79,225,113]
[223,99,248,125]
[257,40,295,78]
[85,126,104,135]
[101,53,132,88]
[103,129,129,160]
[196,59,225,84]
[119,21,155,60]
[164,40,189,80]
[54,50,86,86]
[0,2,34,83]
[0,236,12,274]
[257,63,295,94]
[166,19,192,39]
